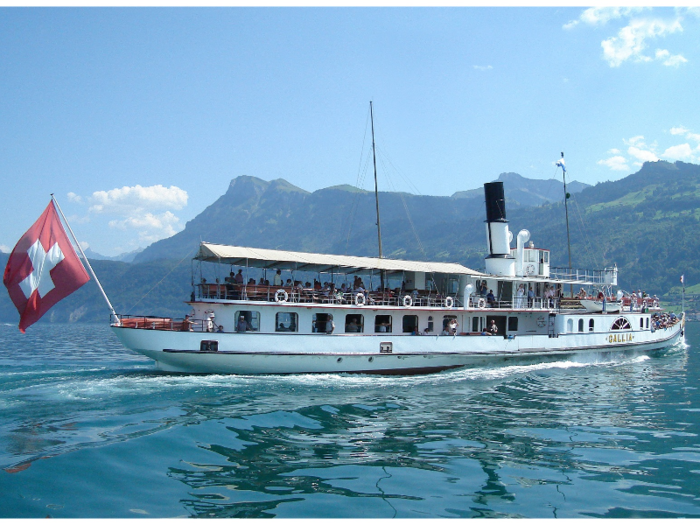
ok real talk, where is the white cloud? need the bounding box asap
[583,7,646,27]
[69,184,189,246]
[88,184,187,214]
[473,65,493,71]
[655,48,688,67]
[79,241,90,251]
[67,192,83,204]
[598,156,630,171]
[0,244,10,253]
[109,211,182,244]
[661,143,694,161]
[628,146,659,163]
[601,129,700,173]
[602,17,684,67]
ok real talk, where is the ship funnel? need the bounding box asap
[483,182,515,276]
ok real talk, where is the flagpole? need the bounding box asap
[51,194,119,325]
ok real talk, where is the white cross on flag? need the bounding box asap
[3,201,90,333]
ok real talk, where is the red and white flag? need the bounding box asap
[3,201,90,333]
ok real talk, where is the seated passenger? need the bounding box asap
[217,325,224,333]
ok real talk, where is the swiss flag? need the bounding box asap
[3,201,90,333]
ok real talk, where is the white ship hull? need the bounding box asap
[112,317,683,375]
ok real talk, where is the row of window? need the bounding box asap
[236,310,459,334]
[568,316,647,333]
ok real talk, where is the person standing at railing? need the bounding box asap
[527,286,534,308]
[515,284,525,308]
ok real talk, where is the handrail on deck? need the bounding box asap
[194,283,461,308]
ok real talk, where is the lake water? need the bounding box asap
[1,321,699,518]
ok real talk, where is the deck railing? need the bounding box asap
[195,283,461,308]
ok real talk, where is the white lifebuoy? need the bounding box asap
[477,298,486,309]
[403,295,413,307]
[275,289,288,303]
[445,296,454,308]
[355,293,366,306]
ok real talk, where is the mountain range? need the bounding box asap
[134,171,588,264]
[1,161,698,325]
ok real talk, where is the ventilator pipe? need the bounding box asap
[516,229,531,277]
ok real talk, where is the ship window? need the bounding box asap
[508,317,518,331]
[235,311,260,332]
[646,317,649,329]
[375,315,392,333]
[640,318,644,329]
[345,314,364,333]
[276,312,298,332]
[403,315,419,333]
[578,319,584,332]
[611,317,632,330]
[428,316,434,333]
[543,251,549,263]
[200,340,218,352]
[472,317,480,332]
[443,315,458,334]
[312,313,334,333]
[589,319,594,332]
[567,319,574,332]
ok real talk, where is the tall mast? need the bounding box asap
[560,152,573,297]
[370,101,383,259]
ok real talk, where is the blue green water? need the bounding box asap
[0,321,698,518]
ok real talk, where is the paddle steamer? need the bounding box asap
[111,181,684,374]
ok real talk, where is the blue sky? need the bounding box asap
[2,6,699,256]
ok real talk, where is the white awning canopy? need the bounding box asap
[195,242,484,277]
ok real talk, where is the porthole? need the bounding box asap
[368,356,374,362]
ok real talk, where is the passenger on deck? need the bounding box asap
[545,285,555,307]
[237,316,252,333]
[527,286,535,307]
[489,320,498,335]
[217,325,224,333]
[578,287,587,299]
[286,279,293,286]
[346,318,359,332]
[234,269,243,284]
[480,282,488,297]
[248,278,255,285]
[449,319,459,335]
[181,314,193,331]
[273,270,282,286]
[486,289,496,307]
[515,284,525,308]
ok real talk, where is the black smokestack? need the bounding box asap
[484,182,507,223]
